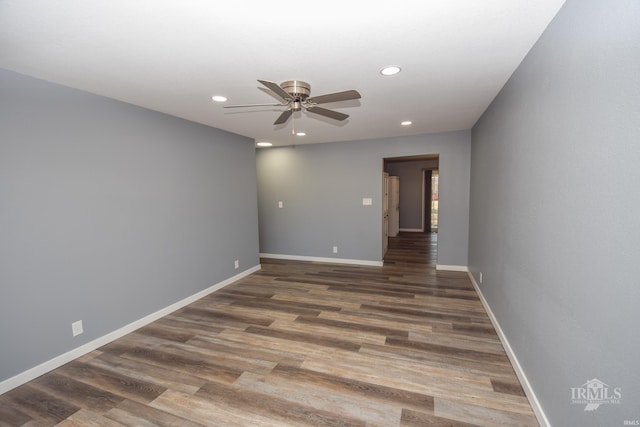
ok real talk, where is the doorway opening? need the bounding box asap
[383,154,439,262]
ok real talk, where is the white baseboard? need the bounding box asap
[435,264,469,272]
[0,265,261,396]
[260,253,383,267]
[466,272,550,427]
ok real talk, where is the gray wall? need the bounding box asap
[468,1,640,425]
[256,131,469,266]
[0,69,260,383]
[385,159,439,231]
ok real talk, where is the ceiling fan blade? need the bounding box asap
[306,106,349,121]
[224,103,285,108]
[273,109,293,125]
[258,80,293,102]
[307,89,361,105]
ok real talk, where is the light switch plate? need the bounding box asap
[362,198,373,206]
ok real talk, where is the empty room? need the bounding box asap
[1,1,638,426]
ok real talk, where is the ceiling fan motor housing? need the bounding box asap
[280,80,311,100]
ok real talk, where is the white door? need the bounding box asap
[383,173,389,255]
[388,176,400,236]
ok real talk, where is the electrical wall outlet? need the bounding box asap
[333,246,338,253]
[278,201,283,208]
[234,260,239,269]
[72,320,83,337]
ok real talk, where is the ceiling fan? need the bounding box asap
[224,80,361,125]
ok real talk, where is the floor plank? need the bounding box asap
[0,232,538,426]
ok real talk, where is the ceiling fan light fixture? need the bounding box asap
[380,66,401,76]
[211,95,227,102]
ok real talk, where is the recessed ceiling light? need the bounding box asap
[380,66,401,76]
[401,121,412,126]
[256,141,273,147]
[211,95,227,102]
[296,132,306,136]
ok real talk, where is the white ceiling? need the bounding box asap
[0,0,565,146]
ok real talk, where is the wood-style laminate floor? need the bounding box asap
[0,233,538,426]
